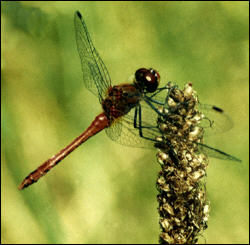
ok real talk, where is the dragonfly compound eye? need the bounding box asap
[135,68,160,93]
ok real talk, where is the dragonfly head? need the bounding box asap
[134,68,160,93]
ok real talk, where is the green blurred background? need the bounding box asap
[1,1,249,244]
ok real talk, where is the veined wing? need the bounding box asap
[197,104,241,161]
[198,103,233,136]
[197,143,241,162]
[74,11,111,101]
[105,118,155,148]
[105,100,161,148]
[105,99,241,161]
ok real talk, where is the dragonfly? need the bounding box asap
[18,11,241,190]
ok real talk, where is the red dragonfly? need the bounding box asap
[18,11,240,190]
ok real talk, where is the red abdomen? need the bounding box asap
[18,113,110,190]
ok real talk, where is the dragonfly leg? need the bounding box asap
[133,105,138,129]
[148,86,168,99]
[144,99,166,117]
[133,105,158,142]
[134,105,180,165]
[148,82,173,98]
[144,95,165,105]
[145,82,179,108]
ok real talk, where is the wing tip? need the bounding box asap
[212,106,224,113]
[76,11,82,19]
[232,157,242,163]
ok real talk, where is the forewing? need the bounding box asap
[74,11,111,100]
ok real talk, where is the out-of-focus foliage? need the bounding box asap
[1,1,249,244]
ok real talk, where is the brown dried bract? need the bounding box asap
[156,83,209,244]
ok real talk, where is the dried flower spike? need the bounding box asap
[156,82,209,244]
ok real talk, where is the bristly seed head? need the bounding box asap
[156,82,209,244]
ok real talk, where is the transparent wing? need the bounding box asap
[105,119,154,149]
[106,98,241,161]
[105,118,123,142]
[198,143,241,162]
[105,100,160,148]
[198,103,233,136]
[74,11,111,101]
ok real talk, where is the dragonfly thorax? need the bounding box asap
[134,68,160,93]
[102,84,141,120]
